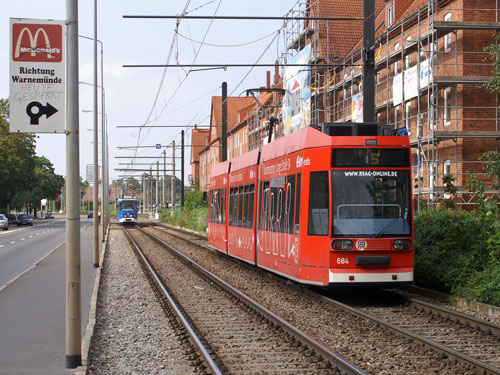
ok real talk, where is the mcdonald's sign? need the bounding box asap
[12,23,63,63]
[10,19,66,133]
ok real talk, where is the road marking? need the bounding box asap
[29,235,33,238]
[36,233,40,235]
[0,245,4,248]
[20,238,25,241]
[10,241,15,244]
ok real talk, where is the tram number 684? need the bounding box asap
[337,257,349,265]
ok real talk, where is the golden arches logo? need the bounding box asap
[12,23,62,62]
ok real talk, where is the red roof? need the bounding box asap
[209,96,255,142]
[190,128,209,164]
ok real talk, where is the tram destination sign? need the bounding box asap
[9,18,66,133]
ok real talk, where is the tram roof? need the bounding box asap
[261,126,330,163]
[230,148,259,172]
[211,159,230,177]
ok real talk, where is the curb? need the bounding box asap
[75,222,110,375]
[403,285,500,317]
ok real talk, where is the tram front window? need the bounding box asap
[122,201,137,210]
[332,170,411,237]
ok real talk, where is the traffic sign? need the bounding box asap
[9,18,66,133]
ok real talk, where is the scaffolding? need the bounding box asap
[286,0,500,209]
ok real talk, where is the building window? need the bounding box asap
[444,87,451,125]
[395,105,400,127]
[387,5,394,27]
[394,43,401,74]
[444,160,451,176]
[405,101,412,134]
[444,13,452,52]
[405,36,412,69]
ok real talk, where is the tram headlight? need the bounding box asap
[393,239,412,250]
[332,240,354,250]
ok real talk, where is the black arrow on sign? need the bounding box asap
[26,102,58,125]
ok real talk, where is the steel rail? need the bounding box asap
[122,227,223,375]
[138,225,367,375]
[406,297,500,336]
[153,224,500,375]
[308,290,500,375]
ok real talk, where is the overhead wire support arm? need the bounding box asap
[117,125,214,128]
[124,15,363,21]
[124,63,357,68]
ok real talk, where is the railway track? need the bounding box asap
[147,223,500,375]
[123,225,366,375]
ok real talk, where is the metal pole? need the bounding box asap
[163,150,166,206]
[363,0,375,123]
[100,45,106,241]
[221,82,227,161]
[181,130,185,208]
[142,174,146,213]
[172,141,176,209]
[66,0,82,368]
[156,161,159,215]
[92,0,99,266]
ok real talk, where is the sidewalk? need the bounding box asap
[0,223,100,375]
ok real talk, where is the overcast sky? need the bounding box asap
[2,0,299,183]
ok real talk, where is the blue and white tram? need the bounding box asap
[117,198,138,224]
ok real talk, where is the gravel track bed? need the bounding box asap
[357,303,500,369]
[87,228,203,375]
[148,226,478,375]
[128,227,343,375]
[392,288,500,326]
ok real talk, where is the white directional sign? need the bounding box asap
[9,18,66,133]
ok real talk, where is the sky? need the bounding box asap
[1,0,299,183]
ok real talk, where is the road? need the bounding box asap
[0,216,92,287]
[0,214,99,375]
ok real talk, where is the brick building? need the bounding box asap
[196,0,500,206]
[296,0,500,207]
[189,126,209,187]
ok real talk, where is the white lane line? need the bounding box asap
[29,235,33,238]
[36,233,40,235]
[0,245,4,248]
[20,238,26,241]
[10,241,15,244]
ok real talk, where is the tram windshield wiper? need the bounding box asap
[374,217,399,238]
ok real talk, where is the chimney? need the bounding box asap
[274,60,279,86]
[266,71,271,89]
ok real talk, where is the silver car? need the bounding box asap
[0,214,8,230]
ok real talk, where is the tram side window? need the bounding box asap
[270,178,279,232]
[228,187,235,226]
[286,174,296,234]
[221,188,226,224]
[276,176,286,233]
[295,174,301,234]
[248,184,255,228]
[308,171,329,236]
[242,185,249,228]
[260,180,270,231]
[238,185,244,227]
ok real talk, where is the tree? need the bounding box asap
[0,99,65,213]
[0,99,37,210]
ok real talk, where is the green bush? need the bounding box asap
[414,209,496,294]
[162,206,208,233]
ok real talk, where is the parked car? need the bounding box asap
[45,211,55,219]
[0,214,8,230]
[87,211,93,218]
[17,214,34,226]
[7,214,17,224]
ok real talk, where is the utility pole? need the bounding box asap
[181,130,185,208]
[221,82,227,162]
[363,0,375,123]
[66,0,82,368]
[171,140,176,209]
[92,0,99,267]
[142,174,146,213]
[156,161,159,217]
[163,150,166,206]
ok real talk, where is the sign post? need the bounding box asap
[9,18,66,133]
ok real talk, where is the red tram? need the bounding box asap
[208,123,413,286]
